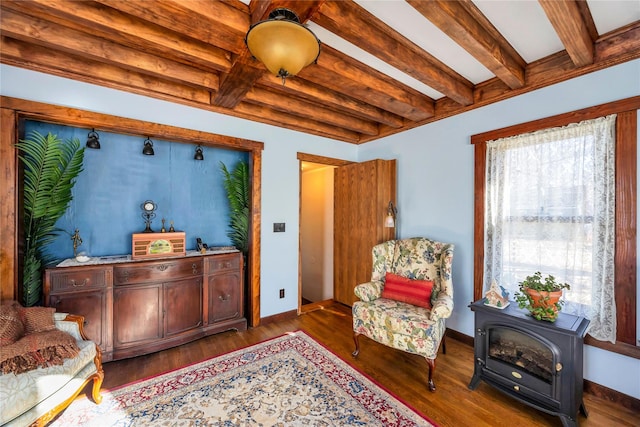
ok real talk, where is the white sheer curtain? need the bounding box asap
[484,115,617,342]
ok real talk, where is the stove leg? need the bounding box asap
[579,400,589,417]
[468,373,481,390]
[559,415,577,427]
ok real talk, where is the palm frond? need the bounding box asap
[16,131,84,306]
[220,161,249,253]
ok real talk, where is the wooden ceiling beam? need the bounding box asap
[575,0,599,42]
[94,0,248,54]
[213,52,265,109]
[408,0,526,89]
[245,86,379,136]
[539,0,594,67]
[1,35,360,143]
[365,21,640,142]
[1,0,232,73]
[1,0,636,144]
[0,36,212,104]
[0,8,219,91]
[305,45,435,122]
[595,21,640,62]
[234,102,362,143]
[257,74,405,128]
[249,0,326,24]
[314,0,473,106]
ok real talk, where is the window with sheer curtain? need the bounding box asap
[483,115,617,343]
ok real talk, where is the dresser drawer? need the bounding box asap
[206,253,240,274]
[114,258,202,285]
[48,268,107,292]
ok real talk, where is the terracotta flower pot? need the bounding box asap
[525,288,563,312]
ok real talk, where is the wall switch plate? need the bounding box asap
[279,289,285,298]
[273,222,285,232]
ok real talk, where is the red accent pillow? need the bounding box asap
[381,272,434,309]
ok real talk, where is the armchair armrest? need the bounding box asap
[354,281,384,302]
[430,294,454,321]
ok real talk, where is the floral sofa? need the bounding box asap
[0,308,103,426]
[352,237,454,391]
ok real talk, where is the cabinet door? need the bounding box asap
[208,272,242,324]
[113,283,162,348]
[49,290,107,351]
[164,277,203,336]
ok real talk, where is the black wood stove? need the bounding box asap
[469,300,590,427]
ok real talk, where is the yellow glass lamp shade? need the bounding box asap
[246,9,320,84]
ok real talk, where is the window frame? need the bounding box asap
[472,97,639,359]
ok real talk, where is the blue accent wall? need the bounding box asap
[24,120,248,261]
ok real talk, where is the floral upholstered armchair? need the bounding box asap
[352,237,454,391]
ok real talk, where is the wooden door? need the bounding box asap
[333,159,396,306]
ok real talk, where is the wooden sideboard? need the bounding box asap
[44,251,246,362]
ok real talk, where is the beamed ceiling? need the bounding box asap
[1,0,639,144]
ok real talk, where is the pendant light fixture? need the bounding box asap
[245,8,321,85]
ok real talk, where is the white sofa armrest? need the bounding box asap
[54,314,87,341]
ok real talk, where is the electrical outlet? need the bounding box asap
[279,289,285,298]
[273,222,285,232]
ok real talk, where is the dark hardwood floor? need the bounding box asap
[84,303,636,427]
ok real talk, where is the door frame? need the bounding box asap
[297,153,353,314]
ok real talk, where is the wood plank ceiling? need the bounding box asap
[1,0,639,144]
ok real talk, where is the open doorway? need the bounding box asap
[297,153,352,314]
[300,161,336,310]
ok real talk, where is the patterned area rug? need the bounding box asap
[52,331,436,426]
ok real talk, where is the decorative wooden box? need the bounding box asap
[131,232,186,260]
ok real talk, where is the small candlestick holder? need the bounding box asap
[71,228,83,257]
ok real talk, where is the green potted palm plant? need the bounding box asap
[514,271,571,322]
[17,131,84,306]
[219,160,249,254]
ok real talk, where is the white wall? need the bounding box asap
[2,59,639,398]
[358,59,640,399]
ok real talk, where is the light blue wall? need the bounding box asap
[0,64,358,321]
[358,59,640,399]
[23,121,247,259]
[2,60,638,398]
